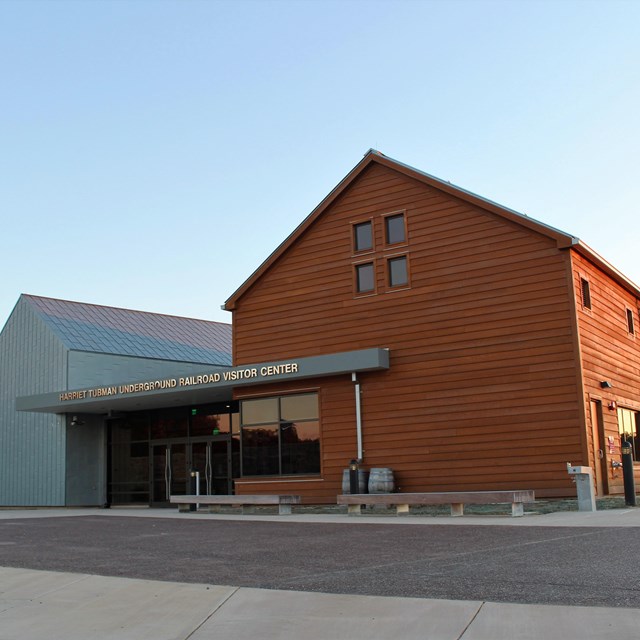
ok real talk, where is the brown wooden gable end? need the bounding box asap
[230,157,579,362]
[224,150,578,313]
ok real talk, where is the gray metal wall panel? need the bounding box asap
[0,298,67,505]
[65,414,106,506]
[68,351,224,388]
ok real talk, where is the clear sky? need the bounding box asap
[1,0,639,327]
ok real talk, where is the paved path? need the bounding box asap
[1,507,640,639]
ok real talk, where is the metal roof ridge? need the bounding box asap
[22,294,231,327]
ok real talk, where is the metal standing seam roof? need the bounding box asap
[23,295,232,366]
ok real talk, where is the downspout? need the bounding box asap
[352,372,363,462]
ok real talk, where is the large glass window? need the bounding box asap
[108,414,150,504]
[618,407,640,460]
[241,398,279,424]
[241,425,280,476]
[241,393,320,476]
[190,406,232,437]
[150,409,188,440]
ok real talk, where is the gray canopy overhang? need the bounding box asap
[16,348,390,414]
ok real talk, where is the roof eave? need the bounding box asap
[571,241,640,298]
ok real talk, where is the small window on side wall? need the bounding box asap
[580,278,591,310]
[385,213,406,245]
[353,221,373,252]
[388,255,408,288]
[355,262,375,293]
[627,308,635,335]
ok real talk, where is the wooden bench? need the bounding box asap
[337,490,535,517]
[169,494,302,515]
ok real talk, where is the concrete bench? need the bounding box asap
[169,494,302,515]
[337,490,535,517]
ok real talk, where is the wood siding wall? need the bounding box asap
[571,251,640,494]
[232,164,584,501]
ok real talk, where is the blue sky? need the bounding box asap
[1,0,639,326]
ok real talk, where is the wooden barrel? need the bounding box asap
[368,468,395,494]
[341,469,369,494]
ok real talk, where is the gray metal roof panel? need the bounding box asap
[23,295,232,366]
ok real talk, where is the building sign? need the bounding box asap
[59,362,300,402]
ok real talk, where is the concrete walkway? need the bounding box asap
[1,507,640,639]
[3,504,640,527]
[2,566,639,640]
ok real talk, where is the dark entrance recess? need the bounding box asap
[106,402,239,506]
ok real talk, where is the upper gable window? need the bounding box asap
[355,262,375,293]
[353,221,373,252]
[627,308,635,335]
[388,255,409,288]
[580,278,591,310]
[385,213,406,245]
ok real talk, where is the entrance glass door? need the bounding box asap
[151,438,232,504]
[151,443,187,504]
[190,438,232,496]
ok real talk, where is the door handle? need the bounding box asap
[165,447,171,500]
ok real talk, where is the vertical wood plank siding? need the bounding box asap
[571,252,640,494]
[0,298,67,505]
[232,164,583,501]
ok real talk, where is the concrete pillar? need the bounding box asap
[566,464,597,512]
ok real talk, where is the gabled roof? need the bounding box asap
[23,295,232,366]
[224,149,640,308]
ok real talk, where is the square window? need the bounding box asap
[355,262,375,293]
[385,214,406,245]
[388,256,408,287]
[353,221,373,252]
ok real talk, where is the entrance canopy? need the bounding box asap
[16,348,389,414]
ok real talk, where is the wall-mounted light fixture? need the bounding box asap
[69,415,85,426]
[600,381,613,389]
[608,401,617,411]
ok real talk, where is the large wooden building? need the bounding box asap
[224,150,640,502]
[5,150,639,506]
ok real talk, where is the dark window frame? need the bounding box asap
[580,277,592,310]
[383,211,407,246]
[352,219,374,253]
[354,260,376,295]
[240,393,321,477]
[618,407,640,462]
[626,308,635,335]
[386,254,410,289]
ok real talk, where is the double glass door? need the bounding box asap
[151,437,232,505]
